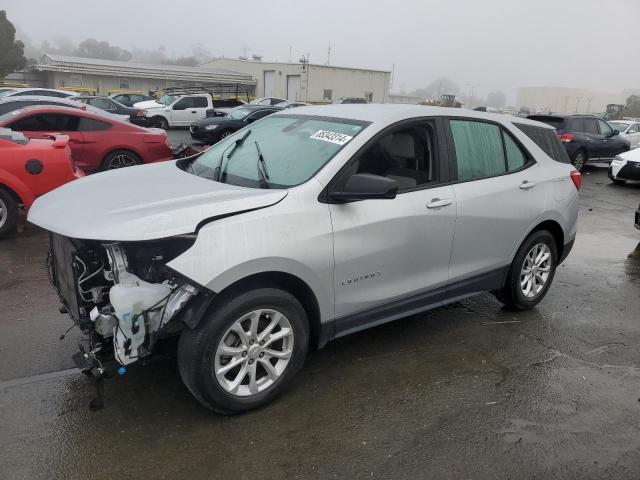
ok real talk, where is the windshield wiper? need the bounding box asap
[254,140,270,189]
[214,129,251,182]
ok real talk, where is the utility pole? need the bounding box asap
[465,83,479,108]
[586,97,593,112]
[326,44,331,65]
[575,97,582,113]
[289,46,292,63]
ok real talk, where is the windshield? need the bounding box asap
[187,114,369,188]
[249,98,265,105]
[228,107,255,120]
[157,95,177,105]
[609,121,628,131]
[0,89,17,98]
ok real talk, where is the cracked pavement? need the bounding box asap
[1,164,639,479]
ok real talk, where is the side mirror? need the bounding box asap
[612,129,619,136]
[329,173,398,202]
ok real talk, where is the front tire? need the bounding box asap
[495,230,558,310]
[0,188,18,239]
[178,287,309,414]
[612,178,626,185]
[155,117,169,130]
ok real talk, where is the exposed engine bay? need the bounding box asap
[48,233,201,369]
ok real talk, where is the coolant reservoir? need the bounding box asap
[111,272,171,365]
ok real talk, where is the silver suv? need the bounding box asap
[29,105,580,413]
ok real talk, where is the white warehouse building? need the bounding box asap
[199,57,392,103]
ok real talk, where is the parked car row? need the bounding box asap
[0,128,82,237]
[527,113,631,176]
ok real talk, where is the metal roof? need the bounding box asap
[201,57,392,74]
[35,54,256,85]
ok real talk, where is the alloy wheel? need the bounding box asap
[214,309,294,396]
[0,197,6,229]
[573,152,585,171]
[520,243,552,298]
[107,154,137,169]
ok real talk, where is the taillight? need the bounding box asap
[559,133,574,143]
[570,170,581,190]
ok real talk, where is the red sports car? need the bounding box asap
[0,128,82,238]
[0,105,173,171]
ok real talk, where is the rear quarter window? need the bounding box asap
[514,123,570,164]
[527,116,566,132]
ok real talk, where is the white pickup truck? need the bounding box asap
[136,94,212,129]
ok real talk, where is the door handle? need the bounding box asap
[519,181,536,190]
[191,111,197,113]
[426,198,453,209]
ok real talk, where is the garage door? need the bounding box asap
[287,75,300,101]
[263,70,275,97]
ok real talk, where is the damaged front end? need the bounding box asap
[48,233,205,408]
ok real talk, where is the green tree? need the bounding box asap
[625,95,640,117]
[0,11,26,78]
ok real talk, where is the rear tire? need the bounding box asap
[178,287,309,414]
[495,230,558,310]
[0,188,18,239]
[571,149,587,172]
[102,150,141,170]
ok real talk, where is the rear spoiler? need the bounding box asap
[47,134,70,148]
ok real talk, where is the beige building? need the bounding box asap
[517,86,626,114]
[199,57,391,103]
[33,54,256,96]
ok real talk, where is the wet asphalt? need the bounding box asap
[1,157,640,479]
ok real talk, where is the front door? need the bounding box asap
[445,119,546,295]
[170,97,199,126]
[329,119,456,324]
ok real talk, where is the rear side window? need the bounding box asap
[528,115,566,131]
[514,123,570,163]
[78,117,111,131]
[503,133,527,171]
[193,97,209,108]
[569,118,585,133]
[583,119,598,135]
[450,120,506,181]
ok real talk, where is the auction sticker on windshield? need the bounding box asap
[310,130,353,145]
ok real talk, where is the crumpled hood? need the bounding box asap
[28,160,287,241]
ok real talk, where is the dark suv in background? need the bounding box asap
[528,114,630,171]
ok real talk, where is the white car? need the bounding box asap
[608,120,640,149]
[609,148,640,184]
[136,94,213,129]
[29,105,580,413]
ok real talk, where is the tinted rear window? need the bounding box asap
[527,115,566,131]
[514,123,570,164]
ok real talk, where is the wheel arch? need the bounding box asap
[0,174,33,208]
[191,271,323,350]
[101,148,142,169]
[511,219,565,267]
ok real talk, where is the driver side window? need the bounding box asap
[336,121,437,192]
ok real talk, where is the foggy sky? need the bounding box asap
[4,0,639,104]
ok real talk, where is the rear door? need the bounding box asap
[445,119,546,298]
[582,118,603,158]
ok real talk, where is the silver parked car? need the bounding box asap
[29,105,580,413]
[608,120,640,149]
